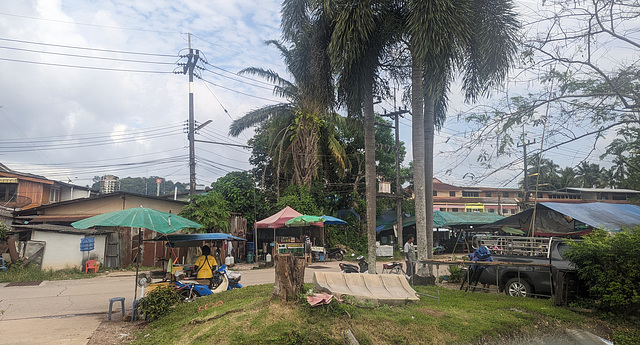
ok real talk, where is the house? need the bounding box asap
[11,191,188,270]
[0,162,95,209]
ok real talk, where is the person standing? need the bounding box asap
[404,235,416,279]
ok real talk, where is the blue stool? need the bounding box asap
[108,297,125,320]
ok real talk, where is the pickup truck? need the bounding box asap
[473,237,578,298]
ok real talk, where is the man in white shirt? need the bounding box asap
[404,235,415,279]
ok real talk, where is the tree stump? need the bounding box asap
[272,254,306,301]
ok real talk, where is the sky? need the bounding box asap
[0,0,631,191]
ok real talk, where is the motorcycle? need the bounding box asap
[339,255,369,273]
[326,247,346,261]
[175,265,242,300]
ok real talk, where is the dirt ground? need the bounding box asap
[87,319,146,345]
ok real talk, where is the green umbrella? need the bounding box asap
[285,215,325,227]
[71,206,201,233]
[71,207,202,304]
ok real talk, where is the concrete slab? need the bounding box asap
[313,271,419,305]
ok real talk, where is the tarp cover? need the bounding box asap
[152,233,246,248]
[483,202,640,234]
[376,211,505,232]
[256,206,302,229]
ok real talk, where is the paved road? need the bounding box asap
[0,260,385,344]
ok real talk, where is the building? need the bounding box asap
[0,162,94,209]
[99,175,120,194]
[432,178,521,215]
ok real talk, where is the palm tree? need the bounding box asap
[407,0,520,262]
[229,36,342,193]
[326,0,401,273]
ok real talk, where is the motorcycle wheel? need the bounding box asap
[335,253,343,261]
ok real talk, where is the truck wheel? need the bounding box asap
[505,278,531,297]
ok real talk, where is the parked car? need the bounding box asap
[475,237,579,298]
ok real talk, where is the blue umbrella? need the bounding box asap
[321,215,347,225]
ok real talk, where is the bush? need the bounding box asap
[137,285,181,321]
[565,228,640,316]
[448,265,464,283]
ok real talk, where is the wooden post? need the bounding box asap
[272,254,306,301]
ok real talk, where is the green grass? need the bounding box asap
[129,283,625,345]
[0,264,95,283]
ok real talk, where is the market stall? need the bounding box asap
[255,207,326,260]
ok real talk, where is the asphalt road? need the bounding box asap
[0,260,372,344]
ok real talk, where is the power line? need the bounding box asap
[0,37,177,57]
[196,75,282,103]
[0,56,174,74]
[0,45,177,65]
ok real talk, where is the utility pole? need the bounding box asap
[184,33,200,195]
[518,138,536,207]
[382,104,409,249]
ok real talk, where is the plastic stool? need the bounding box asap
[108,297,125,320]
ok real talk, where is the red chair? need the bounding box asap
[85,260,98,274]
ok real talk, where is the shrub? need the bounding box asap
[565,228,640,316]
[448,265,464,283]
[137,285,181,321]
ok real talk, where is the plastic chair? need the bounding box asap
[85,260,98,274]
[0,257,7,272]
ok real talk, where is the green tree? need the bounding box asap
[407,0,520,262]
[276,185,321,216]
[178,191,230,233]
[327,0,400,273]
[210,171,261,227]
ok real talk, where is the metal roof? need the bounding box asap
[559,187,640,194]
[540,202,640,231]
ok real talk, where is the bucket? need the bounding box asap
[266,253,272,263]
[319,253,325,261]
[225,256,232,266]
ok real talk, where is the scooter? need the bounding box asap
[175,265,242,300]
[339,255,369,273]
[326,247,346,261]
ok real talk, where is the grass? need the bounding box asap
[0,264,95,283]
[129,283,625,345]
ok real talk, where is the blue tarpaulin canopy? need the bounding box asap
[483,202,640,235]
[152,233,246,248]
[321,215,347,225]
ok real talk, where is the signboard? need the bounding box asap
[80,237,95,252]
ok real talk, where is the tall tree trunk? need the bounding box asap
[411,56,427,262]
[364,75,377,274]
[424,95,435,261]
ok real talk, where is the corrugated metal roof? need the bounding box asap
[561,187,640,194]
[541,202,640,231]
[31,214,99,223]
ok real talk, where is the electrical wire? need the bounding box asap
[196,75,282,103]
[0,56,175,73]
[0,45,177,65]
[0,37,177,57]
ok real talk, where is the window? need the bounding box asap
[511,209,517,214]
[452,208,459,212]
[433,191,438,196]
[449,191,456,197]
[49,187,60,203]
[0,183,18,202]
[488,208,495,213]
[462,191,479,197]
[485,191,492,197]
[502,191,509,198]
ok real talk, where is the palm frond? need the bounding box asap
[229,103,294,137]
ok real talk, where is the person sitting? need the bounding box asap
[194,245,218,289]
